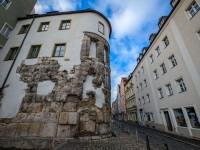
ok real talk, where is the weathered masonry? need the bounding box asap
[0,9,112,149]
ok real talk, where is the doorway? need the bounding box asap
[164,111,173,131]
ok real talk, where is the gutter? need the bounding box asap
[0,16,36,97]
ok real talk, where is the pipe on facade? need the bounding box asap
[0,16,36,94]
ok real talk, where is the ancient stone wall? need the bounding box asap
[0,32,111,149]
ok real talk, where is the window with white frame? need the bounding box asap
[168,55,177,68]
[160,63,167,74]
[166,83,173,96]
[173,108,187,127]
[144,79,147,87]
[176,78,186,92]
[150,54,154,63]
[146,94,150,103]
[141,66,144,73]
[52,44,66,57]
[153,69,159,80]
[196,29,200,40]
[140,83,143,90]
[98,22,104,34]
[186,1,200,18]
[158,88,164,99]
[185,107,200,128]
[142,96,145,104]
[163,36,169,48]
[60,20,71,30]
[0,0,11,9]
[155,46,161,56]
[1,23,12,38]
[138,98,141,106]
[38,22,49,32]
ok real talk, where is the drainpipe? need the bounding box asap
[0,15,36,98]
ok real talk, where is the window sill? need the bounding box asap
[179,90,186,93]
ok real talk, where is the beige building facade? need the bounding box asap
[133,0,200,138]
[125,73,137,122]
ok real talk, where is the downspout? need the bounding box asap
[0,16,36,103]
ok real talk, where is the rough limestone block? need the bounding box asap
[4,123,17,137]
[79,121,85,132]
[50,102,61,112]
[59,112,69,124]
[96,112,104,123]
[27,113,36,122]
[99,124,108,134]
[85,120,95,132]
[80,113,89,122]
[0,123,6,136]
[32,103,43,113]
[15,123,31,137]
[42,123,57,137]
[28,122,44,137]
[56,125,71,138]
[12,113,28,123]
[68,112,79,125]
[63,102,77,112]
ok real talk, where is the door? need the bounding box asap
[164,111,173,131]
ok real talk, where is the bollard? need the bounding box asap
[146,135,151,150]
[136,128,139,142]
[164,143,169,150]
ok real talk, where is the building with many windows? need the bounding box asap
[120,77,127,121]
[0,9,112,149]
[124,73,137,122]
[133,0,200,138]
[0,0,37,47]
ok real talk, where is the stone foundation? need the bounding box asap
[0,32,111,149]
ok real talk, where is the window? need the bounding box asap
[166,83,173,96]
[4,47,19,61]
[163,36,169,48]
[176,78,186,92]
[138,71,140,77]
[196,29,200,40]
[173,108,187,127]
[140,83,143,90]
[138,98,141,106]
[98,22,104,34]
[168,55,177,68]
[52,44,66,57]
[160,63,167,74]
[147,113,151,121]
[150,54,154,63]
[142,96,145,104]
[153,69,159,80]
[146,94,150,103]
[186,107,200,128]
[60,20,71,30]
[186,1,200,18]
[27,45,41,59]
[19,24,30,34]
[38,22,49,32]
[1,23,12,38]
[141,66,144,73]
[158,88,164,99]
[136,86,139,93]
[135,75,137,81]
[144,79,147,87]
[0,0,11,9]
[150,113,154,121]
[155,46,161,56]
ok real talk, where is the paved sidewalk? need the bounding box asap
[58,123,147,150]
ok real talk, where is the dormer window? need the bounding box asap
[158,16,167,28]
[149,34,156,43]
[170,0,179,7]
[139,53,143,59]
[142,47,148,54]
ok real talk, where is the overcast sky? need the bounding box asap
[35,0,172,103]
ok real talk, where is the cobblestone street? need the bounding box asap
[57,123,147,150]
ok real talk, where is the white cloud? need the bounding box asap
[34,0,79,14]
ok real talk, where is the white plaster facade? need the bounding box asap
[133,0,200,138]
[0,10,111,118]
